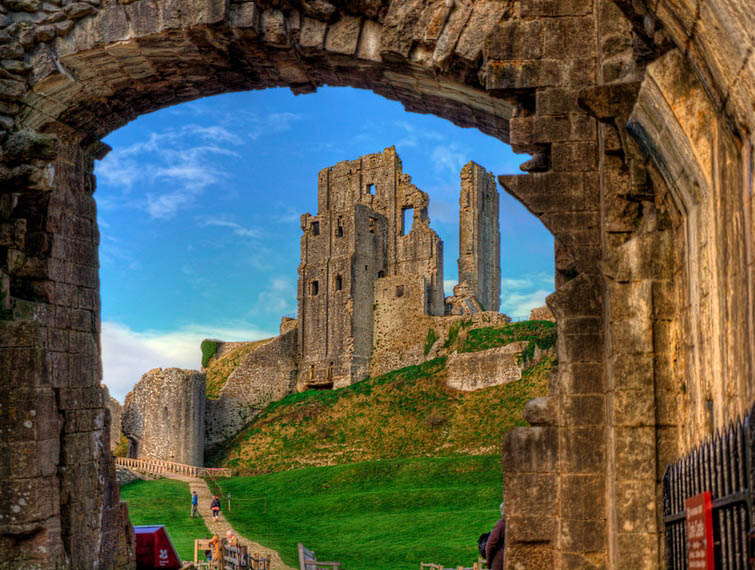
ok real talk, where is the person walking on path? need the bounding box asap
[211,495,221,522]
[485,502,506,570]
[191,490,199,518]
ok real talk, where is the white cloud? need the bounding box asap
[198,216,261,238]
[243,112,303,140]
[431,144,467,175]
[499,272,554,318]
[101,321,274,402]
[97,126,243,219]
[250,276,297,317]
[500,289,552,320]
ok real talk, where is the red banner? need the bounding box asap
[686,492,714,569]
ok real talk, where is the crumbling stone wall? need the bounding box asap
[297,148,446,389]
[446,341,528,391]
[0,0,752,567]
[205,327,298,447]
[122,368,205,466]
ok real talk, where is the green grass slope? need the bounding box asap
[216,455,503,570]
[209,321,555,475]
[120,478,211,561]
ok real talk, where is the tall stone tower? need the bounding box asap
[297,147,444,390]
[457,161,501,312]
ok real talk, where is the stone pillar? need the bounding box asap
[0,134,133,568]
[458,161,500,312]
[503,274,606,569]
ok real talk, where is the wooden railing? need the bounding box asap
[115,457,231,479]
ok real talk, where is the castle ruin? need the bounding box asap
[297,147,500,389]
[3,0,753,566]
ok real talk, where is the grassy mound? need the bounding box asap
[210,336,555,474]
[120,478,211,561]
[216,455,503,570]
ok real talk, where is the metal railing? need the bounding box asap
[662,404,754,568]
[115,457,231,479]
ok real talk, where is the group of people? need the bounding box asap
[190,490,223,522]
[204,530,240,564]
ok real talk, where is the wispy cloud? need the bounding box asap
[101,320,274,402]
[499,272,554,318]
[431,144,467,176]
[250,276,297,317]
[198,216,261,238]
[98,125,243,219]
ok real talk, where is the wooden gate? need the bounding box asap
[663,406,754,568]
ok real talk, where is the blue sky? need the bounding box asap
[96,87,554,401]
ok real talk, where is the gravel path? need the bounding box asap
[166,473,294,570]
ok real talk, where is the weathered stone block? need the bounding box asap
[505,472,558,515]
[230,2,259,32]
[543,17,595,60]
[561,474,605,520]
[608,353,654,390]
[523,396,556,426]
[615,531,659,570]
[560,394,604,426]
[521,0,593,17]
[484,20,542,61]
[486,60,564,91]
[613,427,655,479]
[560,518,607,552]
[561,362,604,394]
[610,388,655,427]
[299,17,327,50]
[560,427,605,472]
[324,15,361,55]
[508,514,557,542]
[503,426,559,473]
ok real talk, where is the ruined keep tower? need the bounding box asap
[297,147,444,390]
[458,162,501,313]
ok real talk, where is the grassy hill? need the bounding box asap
[209,320,556,475]
[120,478,211,561]
[215,455,503,569]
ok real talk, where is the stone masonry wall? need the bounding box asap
[206,327,298,448]
[122,368,205,466]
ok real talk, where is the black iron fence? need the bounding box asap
[663,406,754,568]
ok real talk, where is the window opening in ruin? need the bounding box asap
[312,221,320,235]
[378,270,385,278]
[310,280,319,296]
[369,217,376,233]
[366,183,375,195]
[335,275,342,290]
[336,218,344,238]
[402,207,414,236]
[328,362,333,379]
[396,285,404,298]
[309,365,314,380]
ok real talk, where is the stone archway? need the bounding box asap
[1,0,753,568]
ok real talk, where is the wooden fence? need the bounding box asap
[663,405,754,568]
[115,457,231,479]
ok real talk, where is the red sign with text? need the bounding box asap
[686,492,715,569]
